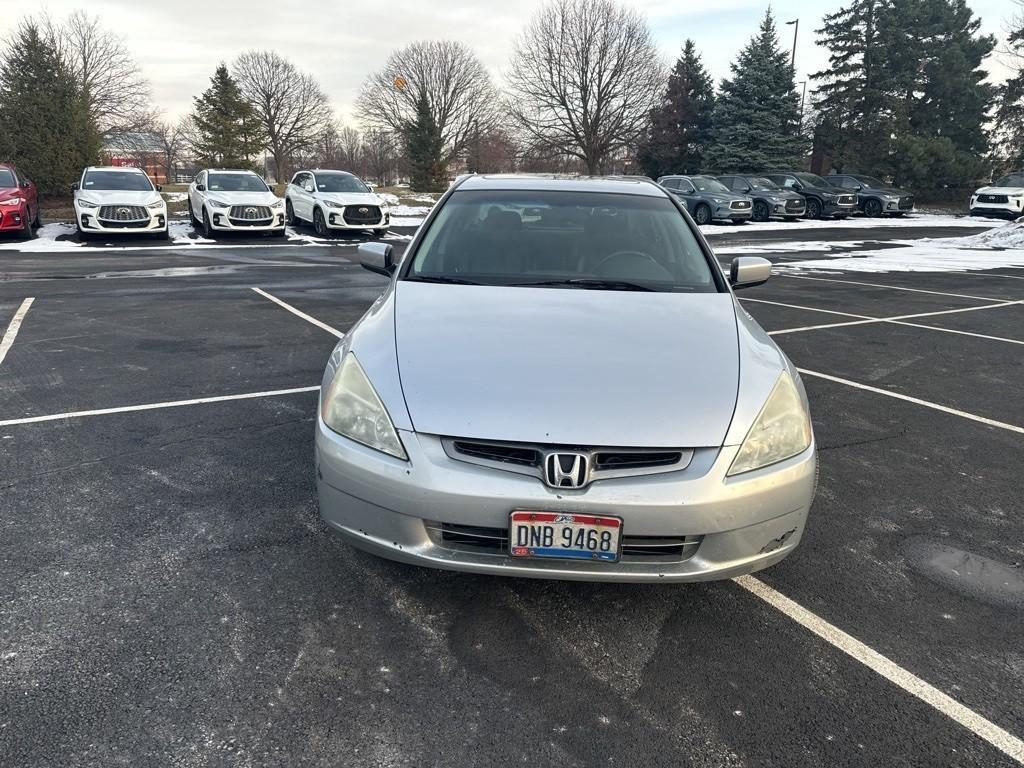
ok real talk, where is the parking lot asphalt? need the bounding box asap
[1,219,1022,767]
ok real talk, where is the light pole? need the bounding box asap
[797,80,807,132]
[784,19,799,70]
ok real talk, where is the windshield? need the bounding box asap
[83,170,155,192]
[0,169,16,188]
[692,177,730,194]
[795,173,831,188]
[316,173,369,193]
[404,190,719,293]
[854,176,885,188]
[749,177,780,191]
[994,174,1024,188]
[208,173,269,192]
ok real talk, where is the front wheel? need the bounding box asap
[313,208,329,237]
[188,199,198,226]
[33,206,42,228]
[20,209,35,240]
[863,198,882,218]
[286,199,297,226]
[804,198,822,220]
[202,209,215,239]
[694,204,712,225]
[752,201,769,222]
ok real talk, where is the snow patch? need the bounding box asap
[0,222,83,251]
[699,213,991,235]
[945,218,1024,249]
[163,192,188,203]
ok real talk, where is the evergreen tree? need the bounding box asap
[704,11,807,172]
[995,1,1024,170]
[811,0,894,174]
[0,21,98,196]
[635,40,715,177]
[189,64,262,168]
[402,91,445,192]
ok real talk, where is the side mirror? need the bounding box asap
[358,242,396,277]
[304,184,314,193]
[729,256,771,290]
[196,184,206,192]
[366,184,375,192]
[71,182,80,191]
[792,182,803,191]
[21,180,31,189]
[156,184,163,192]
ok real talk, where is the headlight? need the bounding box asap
[270,199,285,209]
[323,200,344,209]
[77,199,99,209]
[321,353,407,460]
[147,200,165,209]
[728,372,812,476]
[208,198,230,208]
[0,197,23,206]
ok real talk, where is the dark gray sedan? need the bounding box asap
[717,175,806,221]
[657,175,753,225]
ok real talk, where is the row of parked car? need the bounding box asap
[0,161,393,240]
[656,171,916,224]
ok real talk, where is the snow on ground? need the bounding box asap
[715,241,870,256]
[163,192,188,204]
[698,213,988,236]
[945,218,1024,249]
[0,223,83,251]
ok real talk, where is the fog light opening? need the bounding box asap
[760,528,797,555]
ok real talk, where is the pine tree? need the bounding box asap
[189,64,262,168]
[994,1,1024,170]
[635,40,715,178]
[402,91,445,192]
[0,21,98,196]
[704,11,807,172]
[811,0,894,174]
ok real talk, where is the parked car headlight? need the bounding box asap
[207,198,230,208]
[147,200,165,209]
[0,197,23,206]
[271,199,285,209]
[728,372,812,476]
[323,200,345,209]
[321,353,407,460]
[77,199,99,209]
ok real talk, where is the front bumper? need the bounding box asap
[315,419,817,582]
[323,207,390,230]
[208,208,286,232]
[0,203,29,231]
[772,200,805,218]
[78,209,167,234]
[821,201,856,218]
[713,203,752,222]
[970,197,1023,219]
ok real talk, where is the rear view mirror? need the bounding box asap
[359,242,396,277]
[729,257,771,290]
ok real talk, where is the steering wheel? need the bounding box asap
[591,250,665,276]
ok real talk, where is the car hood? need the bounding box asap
[207,191,280,206]
[0,187,23,202]
[393,282,740,447]
[319,192,382,206]
[76,190,162,206]
[975,186,1024,196]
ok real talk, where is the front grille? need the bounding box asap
[343,205,383,225]
[730,200,751,209]
[592,451,683,471]
[451,441,539,467]
[837,195,856,205]
[98,205,149,222]
[432,523,702,562]
[229,205,272,225]
[898,196,915,210]
[978,194,1009,204]
[785,199,805,211]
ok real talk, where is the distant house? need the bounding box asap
[101,132,167,184]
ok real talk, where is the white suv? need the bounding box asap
[74,166,168,239]
[286,170,389,236]
[188,169,286,238]
[969,172,1024,219]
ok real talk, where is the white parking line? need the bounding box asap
[781,274,1006,302]
[0,385,320,428]
[798,368,1024,434]
[251,287,345,338]
[0,298,35,367]
[736,576,1024,764]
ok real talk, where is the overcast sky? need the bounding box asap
[4,0,1016,125]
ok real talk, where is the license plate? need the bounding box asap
[509,511,622,562]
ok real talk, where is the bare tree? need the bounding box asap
[506,0,663,174]
[361,129,401,187]
[233,50,334,184]
[356,41,498,165]
[337,125,363,171]
[42,11,153,131]
[152,118,187,184]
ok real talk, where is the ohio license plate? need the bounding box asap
[509,511,622,562]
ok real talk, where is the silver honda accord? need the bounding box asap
[315,175,816,582]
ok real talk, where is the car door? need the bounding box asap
[189,171,206,216]
[17,169,38,220]
[675,179,697,213]
[292,173,311,221]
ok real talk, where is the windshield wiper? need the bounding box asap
[516,278,657,292]
[405,275,482,285]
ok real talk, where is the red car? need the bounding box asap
[0,163,41,239]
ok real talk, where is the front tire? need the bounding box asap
[32,206,42,228]
[188,199,198,226]
[313,207,329,237]
[804,198,822,220]
[202,208,215,239]
[694,204,712,226]
[286,199,298,226]
[20,209,35,240]
[752,201,769,222]
[863,198,882,218]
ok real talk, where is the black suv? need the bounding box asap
[829,174,914,217]
[717,174,806,221]
[764,172,857,220]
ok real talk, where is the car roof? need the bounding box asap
[204,168,259,174]
[309,169,355,175]
[0,162,15,170]
[457,174,666,198]
[85,165,147,173]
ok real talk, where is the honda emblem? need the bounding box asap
[544,452,589,489]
